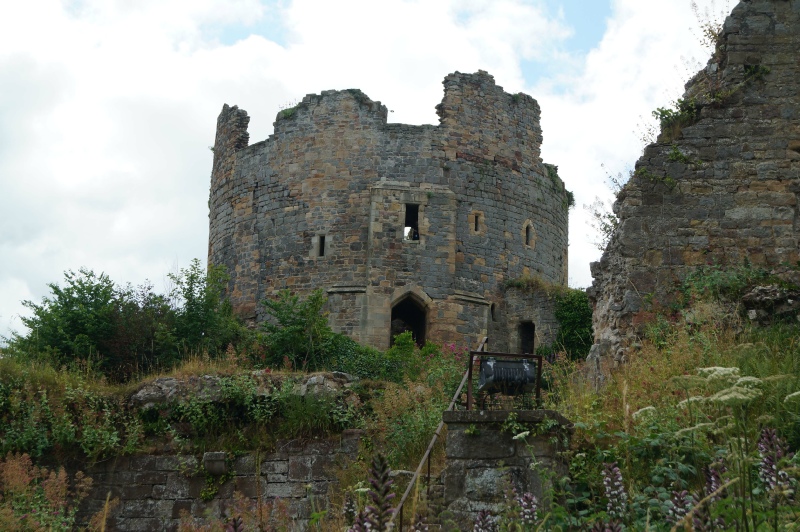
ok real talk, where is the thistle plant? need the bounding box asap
[757,428,794,502]
[223,516,245,532]
[347,454,395,532]
[666,490,693,524]
[704,458,727,502]
[343,492,358,526]
[513,488,539,526]
[409,514,429,532]
[590,521,622,532]
[473,509,498,532]
[602,462,628,520]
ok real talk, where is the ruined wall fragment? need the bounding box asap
[588,0,800,376]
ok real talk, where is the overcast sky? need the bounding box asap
[0,0,731,338]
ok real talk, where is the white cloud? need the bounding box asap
[0,0,728,337]
[535,0,722,286]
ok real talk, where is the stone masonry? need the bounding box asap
[588,0,800,374]
[440,410,572,529]
[209,71,570,351]
[76,431,361,532]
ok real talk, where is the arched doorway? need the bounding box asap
[390,296,427,347]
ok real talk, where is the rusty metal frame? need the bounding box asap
[466,351,543,410]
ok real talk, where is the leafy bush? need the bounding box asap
[553,288,594,360]
[681,263,773,302]
[3,261,249,381]
[261,289,332,370]
[324,333,401,381]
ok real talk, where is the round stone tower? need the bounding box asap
[209,71,570,350]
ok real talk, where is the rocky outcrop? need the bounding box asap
[742,284,800,323]
[129,371,359,410]
[588,0,800,380]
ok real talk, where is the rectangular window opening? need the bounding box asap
[519,321,535,354]
[318,234,326,257]
[404,204,419,241]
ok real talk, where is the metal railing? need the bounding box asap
[392,336,488,530]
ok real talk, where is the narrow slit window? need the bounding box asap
[474,213,480,232]
[525,225,532,246]
[318,234,326,257]
[404,204,419,241]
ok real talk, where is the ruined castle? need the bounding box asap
[209,71,570,350]
[588,0,800,374]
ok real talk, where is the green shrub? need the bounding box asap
[3,261,249,381]
[324,333,394,380]
[681,263,773,302]
[551,288,594,360]
[261,289,332,370]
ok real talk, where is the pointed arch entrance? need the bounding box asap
[390,295,427,347]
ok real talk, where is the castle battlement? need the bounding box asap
[209,71,569,351]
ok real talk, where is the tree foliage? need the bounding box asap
[261,289,332,370]
[4,261,246,381]
[553,288,594,360]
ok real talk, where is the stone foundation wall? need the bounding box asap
[441,410,571,529]
[77,431,361,532]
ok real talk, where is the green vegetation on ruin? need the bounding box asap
[2,264,800,530]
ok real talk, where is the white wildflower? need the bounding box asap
[632,406,657,420]
[675,423,714,437]
[708,385,762,406]
[734,376,763,389]
[513,431,531,440]
[697,367,740,381]
[677,396,706,408]
[784,391,800,403]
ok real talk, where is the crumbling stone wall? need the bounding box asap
[488,286,560,353]
[588,0,800,375]
[77,431,361,531]
[209,71,570,350]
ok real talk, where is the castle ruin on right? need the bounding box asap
[589,0,800,376]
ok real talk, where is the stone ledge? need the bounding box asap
[443,409,572,428]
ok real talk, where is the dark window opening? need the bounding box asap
[474,213,480,232]
[490,303,498,322]
[404,204,419,241]
[318,234,326,257]
[519,321,535,354]
[391,297,426,347]
[525,225,532,246]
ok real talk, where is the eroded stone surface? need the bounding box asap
[589,0,800,379]
[76,431,362,531]
[441,409,571,529]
